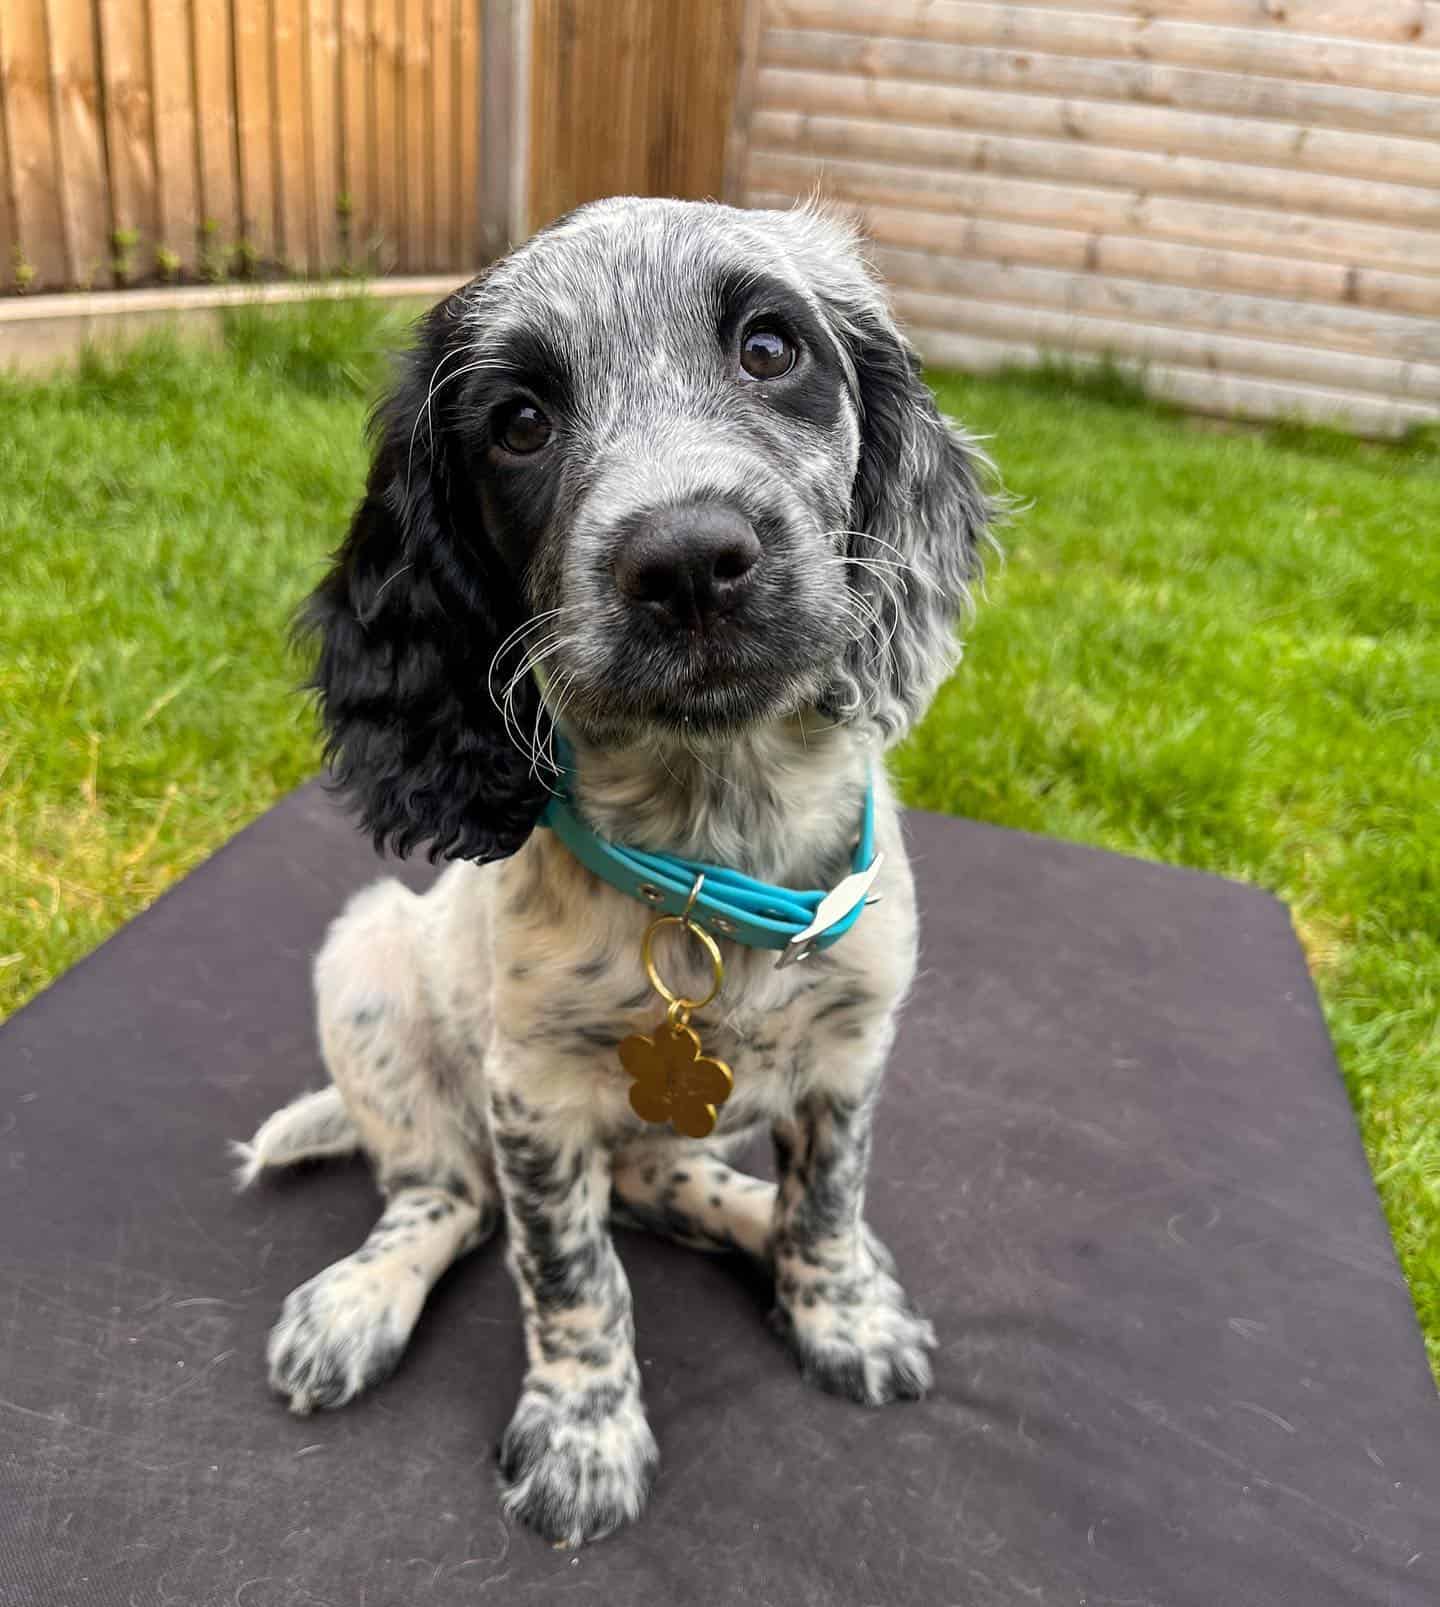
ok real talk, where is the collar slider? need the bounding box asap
[776,852,886,970]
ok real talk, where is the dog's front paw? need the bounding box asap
[773,1228,936,1406]
[497,1380,659,1546]
[266,1257,424,1414]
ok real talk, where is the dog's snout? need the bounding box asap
[614,503,761,630]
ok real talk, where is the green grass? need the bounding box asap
[3,302,1436,1376]
[0,300,422,1015]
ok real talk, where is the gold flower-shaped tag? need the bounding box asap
[619,1021,734,1139]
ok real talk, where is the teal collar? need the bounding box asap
[539,758,882,968]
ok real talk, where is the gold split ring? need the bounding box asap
[641,914,725,1014]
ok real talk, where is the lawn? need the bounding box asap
[2,301,1436,1376]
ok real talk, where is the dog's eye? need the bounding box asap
[496,402,551,455]
[739,325,795,381]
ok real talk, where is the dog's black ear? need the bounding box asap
[301,296,548,862]
[823,296,995,739]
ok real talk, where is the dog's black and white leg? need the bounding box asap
[260,878,500,1413]
[770,1062,936,1406]
[267,1172,493,1412]
[487,1065,657,1546]
[611,1140,775,1259]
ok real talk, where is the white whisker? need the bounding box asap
[682,735,737,794]
[406,347,486,493]
[365,562,413,616]
[541,668,581,777]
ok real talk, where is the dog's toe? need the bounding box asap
[497,1384,658,1546]
[266,1259,420,1414]
[774,1233,937,1407]
[776,1298,936,1406]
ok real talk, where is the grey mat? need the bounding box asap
[1,782,1436,1607]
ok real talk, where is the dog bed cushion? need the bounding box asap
[1,784,1436,1606]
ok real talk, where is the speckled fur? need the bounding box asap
[236,198,996,1547]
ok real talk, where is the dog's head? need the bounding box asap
[306,198,994,861]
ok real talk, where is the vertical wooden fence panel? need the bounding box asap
[526,0,747,232]
[457,0,481,264]
[337,0,373,264]
[399,0,430,268]
[271,0,310,269]
[643,0,679,195]
[306,0,341,270]
[148,0,201,273]
[1,0,68,288]
[613,0,656,201]
[96,0,159,281]
[371,0,401,269]
[232,0,277,263]
[430,0,453,269]
[191,0,241,261]
[0,15,15,290]
[46,0,111,287]
[663,0,744,199]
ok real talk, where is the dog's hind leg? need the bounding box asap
[611,1143,775,1261]
[263,877,500,1414]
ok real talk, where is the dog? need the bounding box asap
[234,197,996,1546]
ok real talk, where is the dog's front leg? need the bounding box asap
[771,1077,936,1406]
[487,1065,657,1546]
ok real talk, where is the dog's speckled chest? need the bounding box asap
[423,796,918,1135]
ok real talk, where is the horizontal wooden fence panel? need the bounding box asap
[0,0,488,293]
[751,150,1440,277]
[772,1,1440,97]
[750,193,1440,319]
[966,0,1440,47]
[868,243,1440,364]
[741,0,1440,435]
[762,27,1440,141]
[750,110,1440,230]
[755,66,1440,188]
[888,287,1440,401]
[914,325,1440,433]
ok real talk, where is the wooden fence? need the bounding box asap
[730,0,1440,435]
[529,0,745,229]
[7,0,1440,434]
[0,0,495,291]
[0,0,745,294]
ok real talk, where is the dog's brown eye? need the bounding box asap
[498,402,551,455]
[740,326,795,381]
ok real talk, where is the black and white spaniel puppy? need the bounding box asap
[235,197,995,1545]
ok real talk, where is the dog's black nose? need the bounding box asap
[614,503,761,630]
